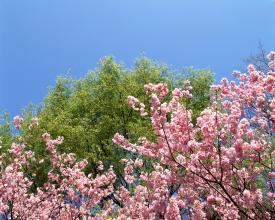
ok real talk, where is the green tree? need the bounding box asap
[179,67,214,122]
[18,57,214,186]
[0,112,13,151]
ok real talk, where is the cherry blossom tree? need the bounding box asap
[0,52,274,219]
[0,131,116,219]
[110,52,275,219]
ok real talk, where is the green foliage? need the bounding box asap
[180,67,214,122]
[17,56,214,186]
[0,112,13,151]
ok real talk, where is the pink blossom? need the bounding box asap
[13,115,23,129]
[28,117,39,130]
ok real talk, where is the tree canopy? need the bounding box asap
[1,57,214,186]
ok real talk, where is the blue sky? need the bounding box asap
[0,0,274,117]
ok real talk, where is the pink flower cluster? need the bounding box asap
[127,96,148,116]
[0,132,116,219]
[28,117,39,130]
[13,116,23,129]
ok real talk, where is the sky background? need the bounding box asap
[0,0,275,117]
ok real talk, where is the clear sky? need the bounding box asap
[0,0,274,117]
